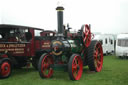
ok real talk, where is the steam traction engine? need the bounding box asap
[38,6,104,80]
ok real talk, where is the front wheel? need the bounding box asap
[0,60,12,79]
[68,54,83,80]
[38,53,54,78]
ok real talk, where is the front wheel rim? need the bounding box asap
[72,56,83,80]
[1,62,11,77]
[41,55,53,78]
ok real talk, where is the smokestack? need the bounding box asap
[56,6,64,34]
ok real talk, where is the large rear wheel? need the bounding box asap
[87,41,103,72]
[68,54,83,80]
[38,53,54,78]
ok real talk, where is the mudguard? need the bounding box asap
[0,58,12,66]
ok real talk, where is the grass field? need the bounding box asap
[0,55,128,85]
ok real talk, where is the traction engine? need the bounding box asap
[38,6,104,80]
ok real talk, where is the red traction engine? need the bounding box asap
[38,6,104,80]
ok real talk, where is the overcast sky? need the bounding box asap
[0,0,128,34]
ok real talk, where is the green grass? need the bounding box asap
[0,55,128,85]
